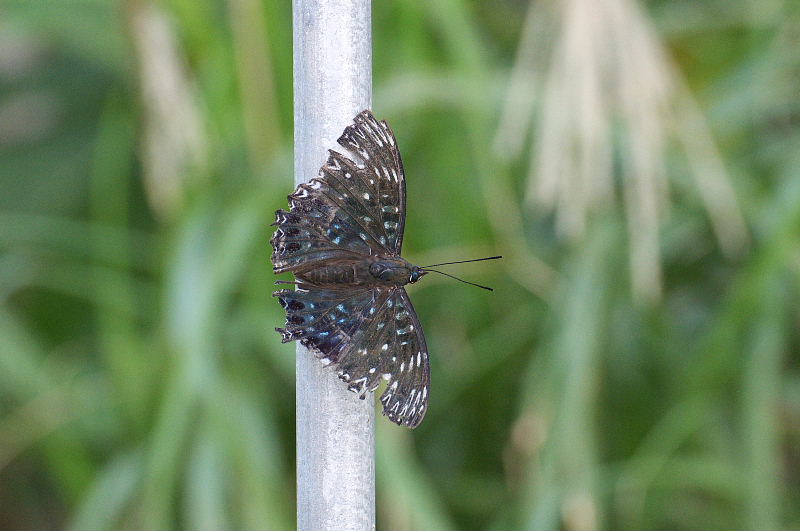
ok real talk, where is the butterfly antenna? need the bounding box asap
[421,255,502,268]
[423,269,494,291]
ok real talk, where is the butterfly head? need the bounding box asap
[408,266,427,284]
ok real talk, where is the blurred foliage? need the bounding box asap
[1,0,799,530]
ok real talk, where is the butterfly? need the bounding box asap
[271,110,499,428]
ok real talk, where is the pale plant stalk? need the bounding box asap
[496,0,748,302]
[126,0,208,219]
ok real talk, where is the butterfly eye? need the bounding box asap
[408,268,426,284]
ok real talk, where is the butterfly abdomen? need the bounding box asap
[296,257,415,288]
[297,262,369,287]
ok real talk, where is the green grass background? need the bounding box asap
[1,0,799,529]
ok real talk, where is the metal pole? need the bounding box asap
[293,2,375,531]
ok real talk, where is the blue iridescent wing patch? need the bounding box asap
[274,286,388,364]
[270,207,371,274]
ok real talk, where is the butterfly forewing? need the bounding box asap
[337,111,406,254]
[272,111,407,275]
[317,152,392,251]
[272,192,377,274]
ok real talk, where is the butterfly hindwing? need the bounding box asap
[334,287,429,428]
[276,284,430,428]
[376,288,429,428]
[273,286,389,364]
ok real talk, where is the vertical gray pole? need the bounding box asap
[293,2,375,531]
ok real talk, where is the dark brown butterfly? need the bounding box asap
[271,110,500,428]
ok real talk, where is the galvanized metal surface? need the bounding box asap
[293,1,375,530]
